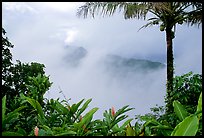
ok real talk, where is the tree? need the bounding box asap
[2,28,52,134]
[2,28,14,97]
[164,72,202,135]
[76,2,202,113]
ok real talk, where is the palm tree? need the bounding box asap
[76,2,202,114]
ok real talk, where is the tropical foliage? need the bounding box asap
[2,86,202,136]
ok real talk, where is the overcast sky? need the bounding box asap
[2,2,202,121]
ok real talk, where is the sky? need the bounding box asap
[2,2,202,122]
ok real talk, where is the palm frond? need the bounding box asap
[138,18,160,32]
[186,10,202,27]
[77,2,202,28]
[76,2,126,18]
[185,3,202,28]
[77,2,149,20]
[123,3,148,20]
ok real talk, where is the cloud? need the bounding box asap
[40,2,83,13]
[173,24,202,75]
[2,2,37,14]
[64,29,79,45]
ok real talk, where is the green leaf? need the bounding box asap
[74,107,98,129]
[112,115,128,128]
[126,125,135,136]
[144,126,151,136]
[102,110,111,129]
[151,124,172,130]
[70,99,84,114]
[3,106,26,127]
[171,115,199,136]
[2,131,24,136]
[41,125,53,135]
[151,124,173,136]
[55,100,69,115]
[121,118,133,129]
[38,129,47,136]
[173,100,188,121]
[76,99,92,119]
[2,95,6,122]
[16,128,27,136]
[41,125,51,131]
[143,119,160,127]
[111,124,120,133]
[55,131,76,136]
[21,94,46,123]
[196,93,202,117]
[38,114,46,125]
[160,129,173,136]
[134,122,141,136]
[114,105,134,118]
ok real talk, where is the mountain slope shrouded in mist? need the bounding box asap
[103,54,165,76]
[62,46,87,67]
[62,46,165,73]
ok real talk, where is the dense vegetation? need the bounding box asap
[2,27,202,136]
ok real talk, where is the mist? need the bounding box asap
[2,2,202,121]
[43,44,167,120]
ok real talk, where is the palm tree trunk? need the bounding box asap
[166,27,174,113]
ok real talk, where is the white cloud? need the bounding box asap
[38,2,84,13]
[64,29,79,45]
[3,2,37,14]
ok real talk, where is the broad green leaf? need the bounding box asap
[3,106,26,126]
[111,115,128,128]
[54,104,64,114]
[38,114,45,125]
[196,93,202,118]
[103,110,111,122]
[134,122,141,136]
[144,126,151,136]
[126,125,135,136]
[111,124,120,133]
[38,129,47,136]
[55,100,69,114]
[42,125,51,131]
[2,113,19,128]
[55,131,76,136]
[2,131,24,136]
[171,115,199,136]
[22,94,45,120]
[114,105,134,118]
[160,129,173,136]
[151,124,173,136]
[2,95,6,122]
[151,124,172,130]
[76,99,92,119]
[74,107,98,129]
[114,105,128,117]
[173,100,188,121]
[121,118,133,129]
[41,125,53,135]
[70,99,84,114]
[16,128,27,136]
[143,119,160,127]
